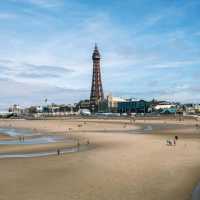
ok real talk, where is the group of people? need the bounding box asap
[166,135,179,146]
[19,136,25,142]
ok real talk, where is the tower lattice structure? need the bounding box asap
[90,44,104,108]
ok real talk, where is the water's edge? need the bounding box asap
[0,145,89,159]
[0,127,71,145]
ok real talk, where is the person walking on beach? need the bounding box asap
[173,136,179,146]
[175,135,178,141]
[77,140,80,152]
[57,148,60,156]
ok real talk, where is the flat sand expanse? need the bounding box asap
[0,118,200,200]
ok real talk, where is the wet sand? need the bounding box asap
[0,132,12,140]
[0,118,200,200]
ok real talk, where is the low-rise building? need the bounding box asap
[153,101,175,110]
[118,99,151,114]
[183,104,200,114]
[8,104,24,115]
[75,100,90,111]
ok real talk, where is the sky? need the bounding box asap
[0,0,200,110]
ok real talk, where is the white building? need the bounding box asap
[107,95,126,112]
[154,102,175,110]
[8,104,23,114]
[184,104,200,114]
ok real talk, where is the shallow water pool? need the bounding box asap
[0,127,64,145]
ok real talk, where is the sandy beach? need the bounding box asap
[0,118,200,200]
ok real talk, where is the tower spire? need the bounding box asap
[94,43,98,50]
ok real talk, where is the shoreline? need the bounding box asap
[0,143,92,159]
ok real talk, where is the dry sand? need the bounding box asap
[0,118,200,200]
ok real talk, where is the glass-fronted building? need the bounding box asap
[117,100,150,113]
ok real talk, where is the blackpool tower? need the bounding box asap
[90,44,104,109]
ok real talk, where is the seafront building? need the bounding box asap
[117,99,151,114]
[8,104,24,115]
[75,100,90,110]
[107,95,126,112]
[153,101,175,110]
[183,104,200,114]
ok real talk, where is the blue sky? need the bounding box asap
[0,0,200,109]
